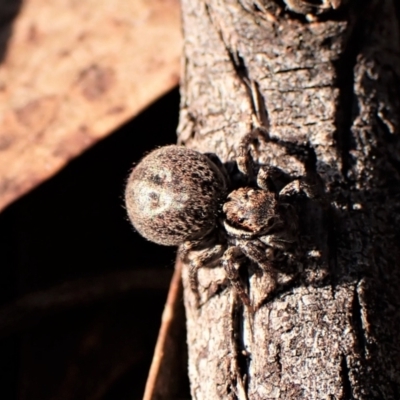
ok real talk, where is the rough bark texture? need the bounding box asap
[178,0,400,399]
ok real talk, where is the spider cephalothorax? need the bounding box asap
[125,130,302,307]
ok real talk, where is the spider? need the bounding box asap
[125,129,305,307]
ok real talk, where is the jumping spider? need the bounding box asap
[125,129,305,307]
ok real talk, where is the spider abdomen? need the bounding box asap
[125,145,228,246]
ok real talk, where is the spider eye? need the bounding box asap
[238,217,245,224]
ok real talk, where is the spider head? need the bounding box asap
[223,188,278,236]
[125,145,228,246]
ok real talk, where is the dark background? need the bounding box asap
[0,88,187,399]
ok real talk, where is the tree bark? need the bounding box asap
[177,0,400,399]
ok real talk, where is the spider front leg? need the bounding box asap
[221,246,251,307]
[256,165,294,192]
[278,177,321,201]
[237,129,294,191]
[238,239,280,275]
[236,127,269,180]
[237,240,286,304]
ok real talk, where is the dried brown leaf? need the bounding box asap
[0,0,182,211]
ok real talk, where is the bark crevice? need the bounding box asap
[340,354,353,400]
[332,9,364,182]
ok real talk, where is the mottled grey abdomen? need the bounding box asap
[125,145,227,246]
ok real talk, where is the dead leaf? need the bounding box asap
[0,0,182,211]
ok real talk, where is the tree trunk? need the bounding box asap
[177,0,400,399]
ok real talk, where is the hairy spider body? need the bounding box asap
[125,131,301,306]
[180,162,299,306]
[125,146,228,246]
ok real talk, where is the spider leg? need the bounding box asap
[237,127,269,180]
[278,177,321,200]
[256,165,294,193]
[180,241,226,306]
[238,240,279,275]
[221,246,251,307]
